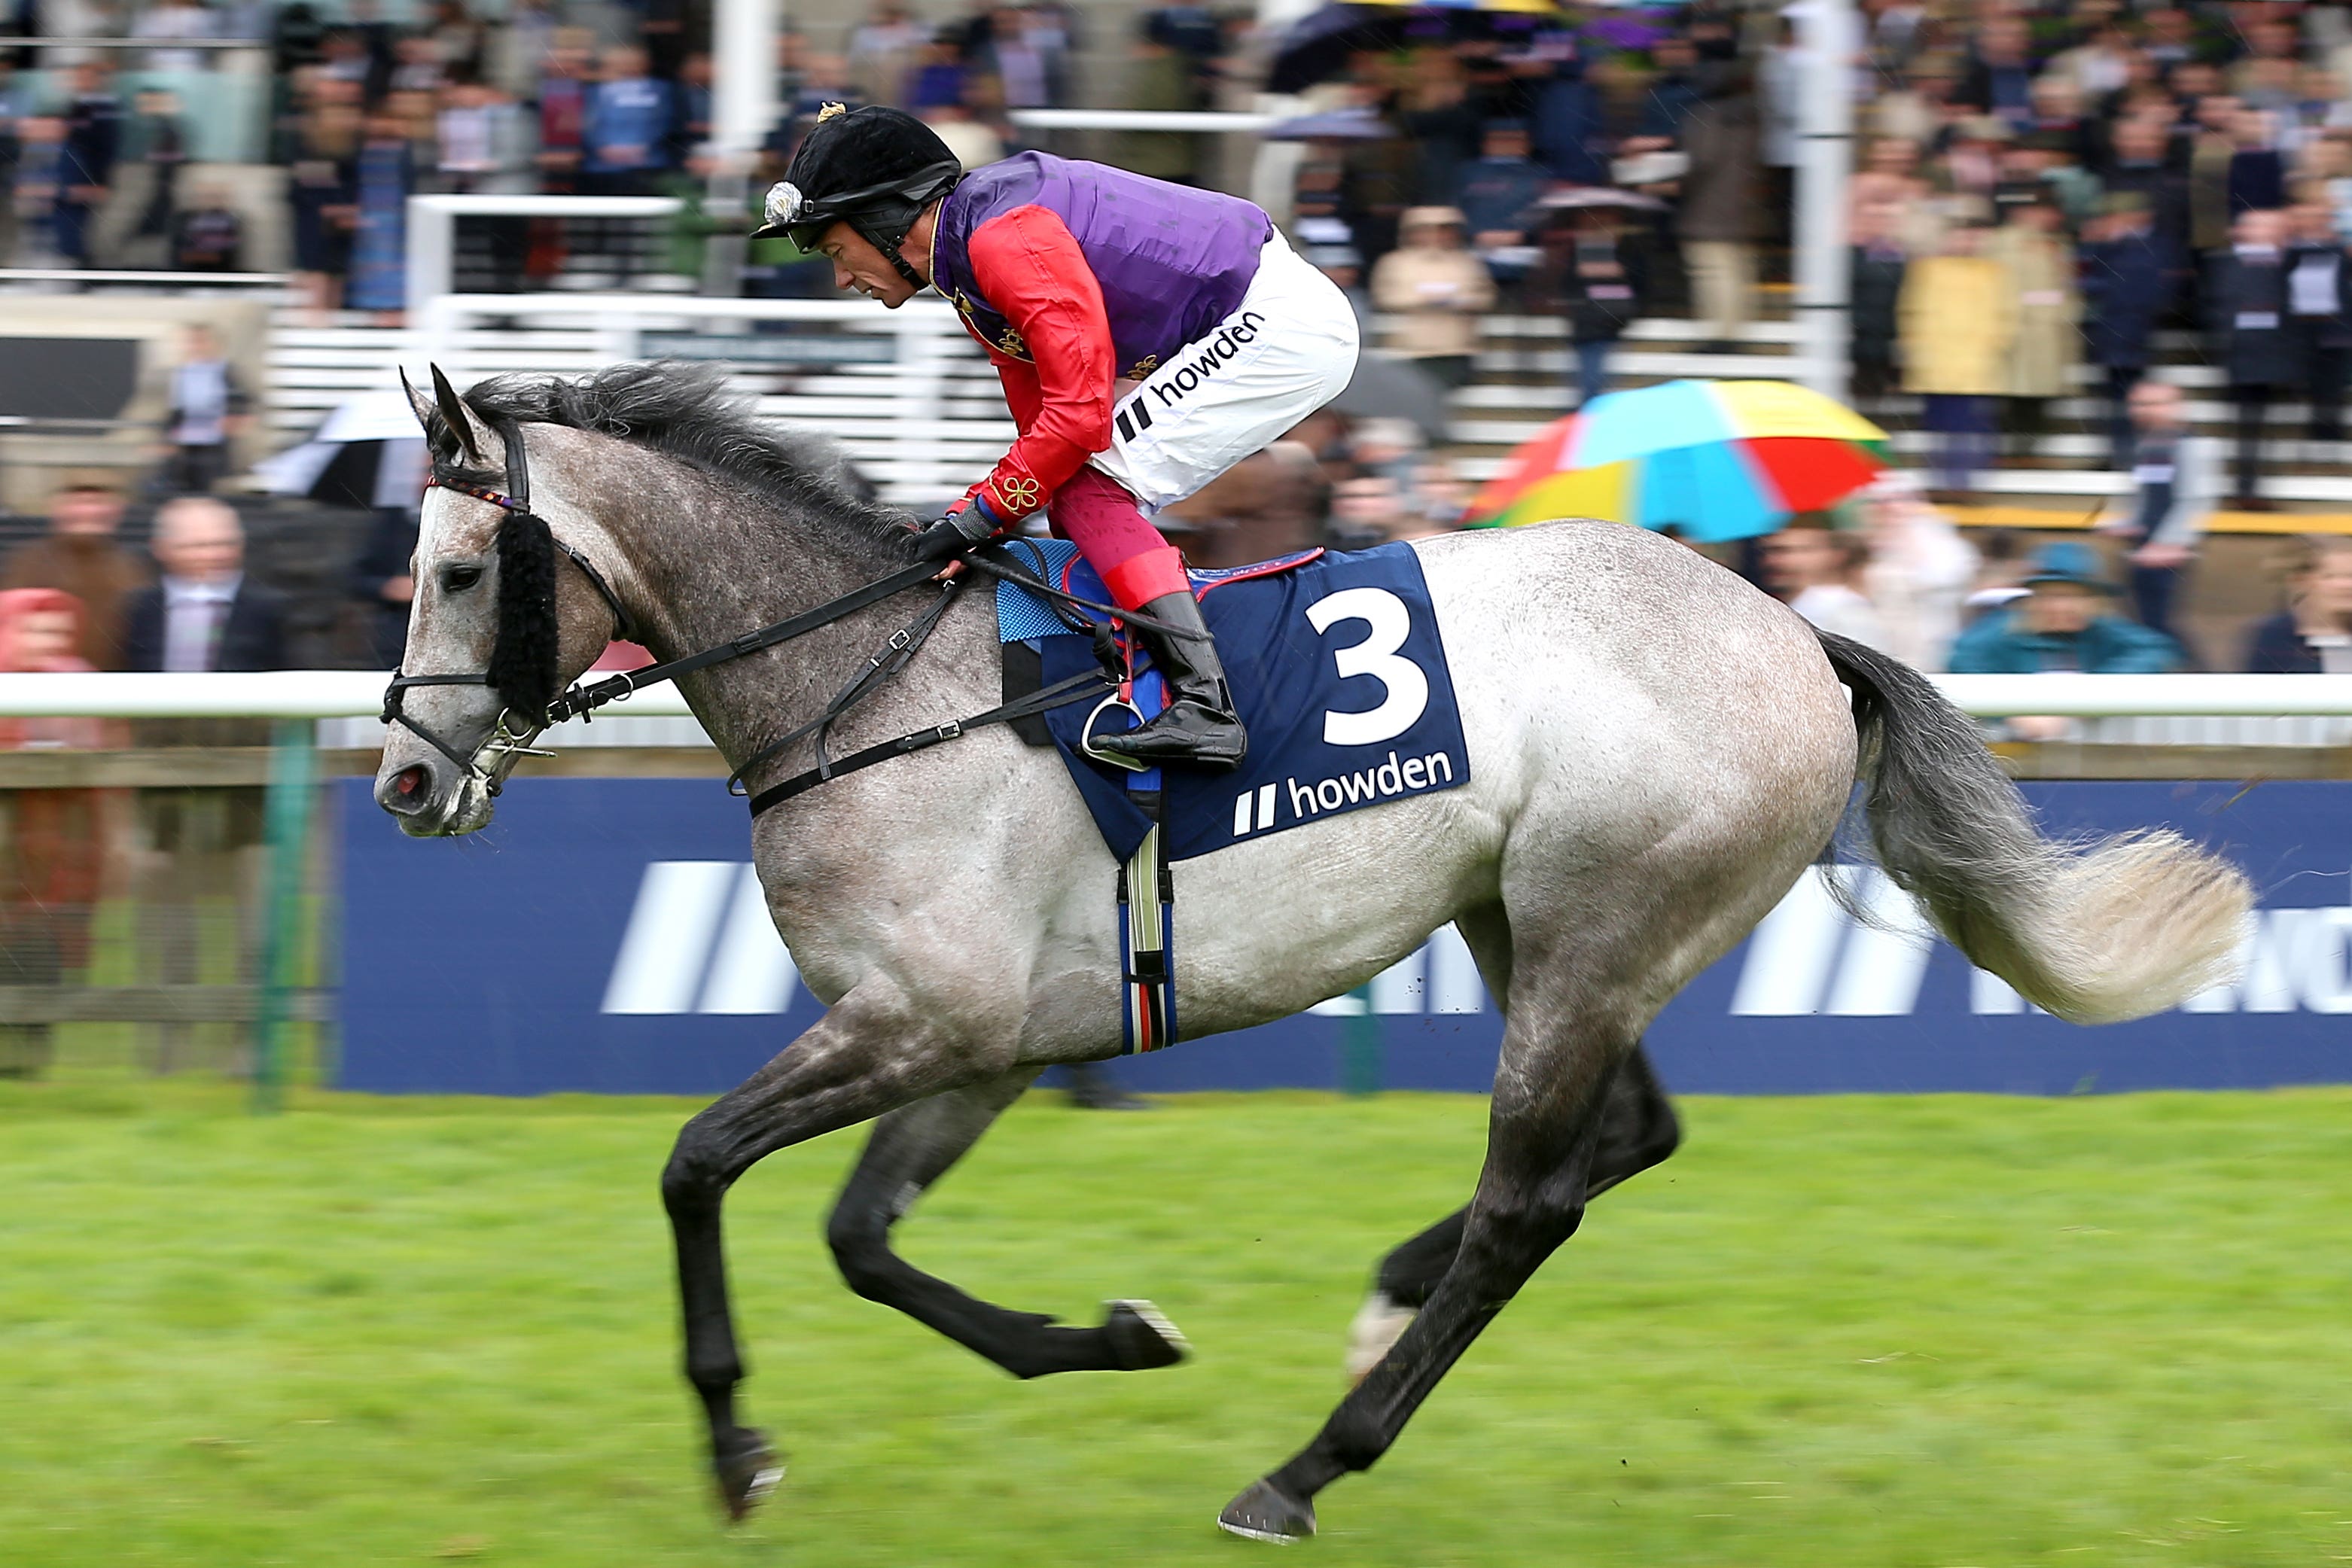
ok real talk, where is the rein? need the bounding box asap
[386,390,1131,811]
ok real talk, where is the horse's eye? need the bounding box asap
[442,565,484,592]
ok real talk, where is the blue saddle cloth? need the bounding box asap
[996,538,1471,863]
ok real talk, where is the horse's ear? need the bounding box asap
[428,363,485,465]
[400,368,435,436]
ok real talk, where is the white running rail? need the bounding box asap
[3,672,2351,723]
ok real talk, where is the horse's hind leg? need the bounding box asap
[1223,979,1643,1540]
[826,1071,1187,1378]
[1349,1044,1679,1377]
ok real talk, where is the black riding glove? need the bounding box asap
[906,497,1007,563]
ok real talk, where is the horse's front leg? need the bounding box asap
[660,985,1004,1520]
[827,1070,1189,1377]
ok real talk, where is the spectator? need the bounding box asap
[133,0,217,73]
[0,589,120,1080]
[1986,195,2078,457]
[973,6,1061,114]
[122,497,288,674]
[168,183,244,272]
[534,29,595,197]
[1898,221,2015,494]
[2079,192,2172,465]
[2226,105,2287,218]
[126,87,189,264]
[1455,121,1545,291]
[9,111,62,265]
[2244,536,2352,672]
[437,75,532,196]
[664,53,714,171]
[1113,19,1202,186]
[2286,195,2352,454]
[1536,205,1644,407]
[2207,206,2296,507]
[905,29,967,113]
[0,481,151,671]
[487,0,557,102]
[388,32,448,99]
[2095,378,2219,641]
[2183,95,2239,255]
[1948,540,2183,732]
[1528,51,1609,188]
[1370,206,1494,391]
[849,0,928,110]
[51,60,120,268]
[1337,82,1415,265]
[155,324,251,495]
[348,506,419,669]
[1848,198,1907,403]
[913,96,997,172]
[1675,59,1766,354]
[346,105,414,321]
[1955,13,2037,132]
[1326,473,1414,547]
[1762,516,1890,651]
[1349,418,1426,486]
[1408,458,1469,530]
[1637,35,1706,142]
[1402,53,1480,206]
[288,78,361,317]
[1857,472,1979,672]
[2098,113,2190,276]
[583,44,672,196]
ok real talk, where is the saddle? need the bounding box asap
[995,538,1471,1055]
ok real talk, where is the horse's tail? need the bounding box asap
[1815,629,2250,1025]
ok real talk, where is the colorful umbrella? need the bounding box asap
[1467,379,1888,543]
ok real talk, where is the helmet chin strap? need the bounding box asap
[858,219,928,290]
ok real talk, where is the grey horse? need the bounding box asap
[376,364,2250,1542]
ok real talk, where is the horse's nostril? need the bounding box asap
[395,765,427,797]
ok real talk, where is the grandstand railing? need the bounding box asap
[416,290,991,504]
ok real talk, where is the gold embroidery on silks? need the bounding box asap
[996,325,1029,358]
[1127,355,1159,379]
[992,474,1043,515]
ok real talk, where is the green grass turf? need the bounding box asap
[2,1083,2349,1566]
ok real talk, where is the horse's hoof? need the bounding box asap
[1217,1478,1317,1543]
[1345,1290,1415,1384]
[714,1426,784,1522]
[1104,1299,1190,1370]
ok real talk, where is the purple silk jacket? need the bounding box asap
[929,151,1275,381]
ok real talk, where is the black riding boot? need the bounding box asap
[1092,591,1248,771]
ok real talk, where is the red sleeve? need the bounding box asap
[963,204,1115,525]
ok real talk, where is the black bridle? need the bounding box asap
[379,413,640,793]
[385,383,1135,813]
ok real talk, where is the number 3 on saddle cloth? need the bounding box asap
[995,537,1472,1055]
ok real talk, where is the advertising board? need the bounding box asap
[340,779,2352,1098]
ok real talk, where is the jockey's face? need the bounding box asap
[816,220,923,308]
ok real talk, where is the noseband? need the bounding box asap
[379,414,637,793]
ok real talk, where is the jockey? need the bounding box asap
[754,105,1361,772]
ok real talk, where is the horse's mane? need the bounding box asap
[452,361,906,547]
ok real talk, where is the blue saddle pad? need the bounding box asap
[996,538,1471,863]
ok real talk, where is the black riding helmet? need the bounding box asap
[754,105,963,288]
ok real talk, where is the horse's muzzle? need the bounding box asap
[373,751,494,837]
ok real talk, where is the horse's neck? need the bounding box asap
[597,468,989,779]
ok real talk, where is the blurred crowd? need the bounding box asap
[2,0,2352,693]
